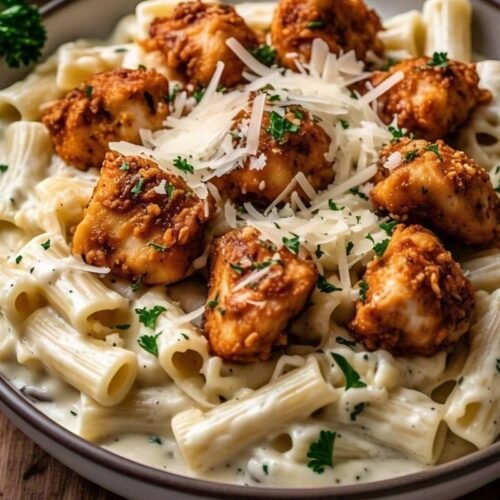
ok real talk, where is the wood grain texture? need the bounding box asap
[0,411,498,500]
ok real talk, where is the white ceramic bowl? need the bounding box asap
[0,1,499,498]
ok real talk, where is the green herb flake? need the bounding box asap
[266,111,300,144]
[165,182,175,198]
[41,239,51,250]
[173,156,194,174]
[168,83,181,103]
[138,332,162,357]
[230,263,244,274]
[114,324,131,331]
[252,44,276,67]
[427,51,449,68]
[148,436,163,445]
[405,149,419,162]
[282,234,300,255]
[131,273,145,292]
[339,119,349,130]
[70,410,78,417]
[114,47,128,53]
[458,376,464,385]
[496,359,500,374]
[379,220,397,236]
[15,255,22,264]
[350,402,365,421]
[0,164,8,173]
[120,162,130,171]
[131,177,145,197]
[293,108,304,120]
[251,259,280,270]
[388,125,405,143]
[426,143,443,160]
[138,64,147,70]
[317,275,342,294]
[336,337,356,350]
[328,200,344,211]
[193,87,205,104]
[180,333,189,340]
[307,20,325,29]
[84,85,93,98]
[135,305,167,330]
[307,430,336,474]
[331,353,367,390]
[380,58,396,71]
[373,239,389,257]
[148,242,168,252]
[315,244,324,259]
[346,241,354,256]
[348,187,369,201]
[359,280,369,303]
[208,293,219,309]
[263,464,269,475]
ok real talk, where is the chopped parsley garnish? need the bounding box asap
[0,164,8,172]
[138,332,162,357]
[0,0,46,68]
[346,241,354,255]
[165,182,175,198]
[193,87,205,103]
[328,200,344,211]
[135,305,167,329]
[84,85,93,98]
[336,337,356,350]
[330,353,367,390]
[114,47,127,53]
[131,177,144,197]
[252,44,276,67]
[148,436,162,445]
[218,307,226,316]
[349,187,369,201]
[380,58,396,71]
[173,156,194,174]
[339,119,349,129]
[359,280,368,303]
[168,83,181,103]
[350,402,366,421]
[40,239,51,250]
[148,242,168,252]
[208,293,219,309]
[458,376,464,385]
[373,239,390,257]
[15,255,22,264]
[317,275,342,294]
[120,162,130,171]
[114,324,131,331]
[388,125,405,142]
[315,244,324,259]
[307,20,325,29]
[293,108,304,120]
[180,333,189,340]
[137,64,146,70]
[282,234,300,255]
[262,464,269,475]
[252,259,280,270]
[131,273,145,292]
[70,410,78,417]
[426,143,443,160]
[230,263,244,274]
[365,233,374,244]
[307,430,336,474]
[405,149,419,162]
[379,220,397,236]
[427,51,449,68]
[266,111,300,144]
[496,359,500,374]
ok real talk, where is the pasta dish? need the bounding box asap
[0,0,499,488]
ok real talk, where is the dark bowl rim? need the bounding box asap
[1,0,500,497]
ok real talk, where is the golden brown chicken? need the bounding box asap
[149,0,258,88]
[43,68,169,170]
[371,138,500,245]
[368,56,491,141]
[72,153,213,286]
[270,0,384,70]
[211,94,334,205]
[349,224,474,356]
[203,227,317,362]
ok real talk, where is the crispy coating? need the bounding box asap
[349,224,474,356]
[72,153,213,286]
[271,0,384,70]
[203,227,317,362]
[43,68,169,170]
[149,1,258,87]
[211,95,334,205]
[371,138,500,245]
[369,57,492,141]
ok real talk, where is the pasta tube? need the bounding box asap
[423,0,472,62]
[171,357,337,471]
[444,290,500,448]
[79,385,194,441]
[461,249,500,293]
[380,11,426,59]
[21,307,138,406]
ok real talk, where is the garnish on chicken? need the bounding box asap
[203,227,317,362]
[349,224,474,357]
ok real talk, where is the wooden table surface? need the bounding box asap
[0,411,498,500]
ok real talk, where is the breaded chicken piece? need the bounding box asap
[43,68,169,170]
[149,1,258,87]
[203,227,317,362]
[369,57,491,141]
[271,0,383,70]
[211,94,334,205]
[349,224,474,356]
[73,153,213,286]
[371,138,500,245]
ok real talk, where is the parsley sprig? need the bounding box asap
[282,234,300,254]
[307,430,336,474]
[427,51,449,68]
[317,275,342,294]
[138,332,162,357]
[266,111,300,144]
[252,44,276,67]
[173,156,194,174]
[331,353,367,390]
[135,305,167,329]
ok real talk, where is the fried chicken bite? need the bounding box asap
[72,153,213,286]
[369,57,491,141]
[203,227,317,362]
[43,68,169,170]
[271,0,384,70]
[349,224,474,357]
[210,94,334,205]
[149,0,258,87]
[371,138,500,245]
